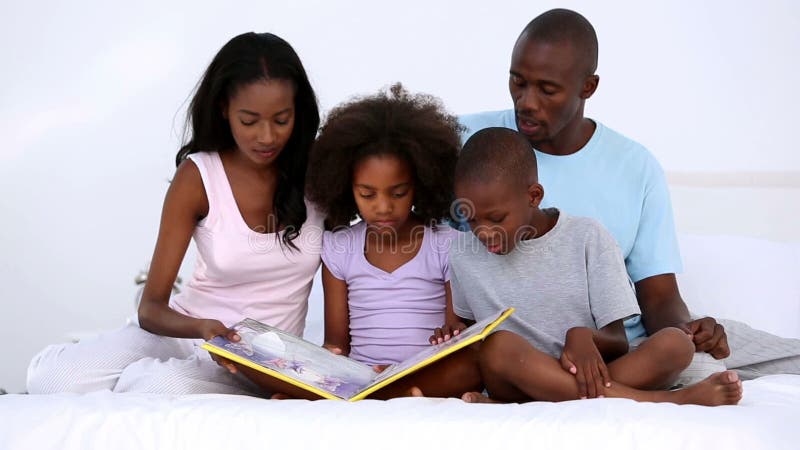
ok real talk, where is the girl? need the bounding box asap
[26,32,324,395]
[306,84,478,398]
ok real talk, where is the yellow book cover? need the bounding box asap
[202,308,514,401]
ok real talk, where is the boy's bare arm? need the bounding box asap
[635,274,730,359]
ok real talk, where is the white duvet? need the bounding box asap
[2,374,799,450]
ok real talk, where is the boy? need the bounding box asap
[451,128,742,405]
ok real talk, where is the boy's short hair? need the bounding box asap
[456,127,538,188]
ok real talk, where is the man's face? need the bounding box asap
[509,37,595,152]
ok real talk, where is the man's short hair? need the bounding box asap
[520,8,598,75]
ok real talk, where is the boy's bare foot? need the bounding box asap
[461,391,500,403]
[671,371,742,406]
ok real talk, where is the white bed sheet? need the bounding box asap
[2,374,799,450]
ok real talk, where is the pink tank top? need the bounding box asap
[170,151,323,335]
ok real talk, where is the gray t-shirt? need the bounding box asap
[450,210,641,358]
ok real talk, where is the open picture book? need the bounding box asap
[202,308,514,401]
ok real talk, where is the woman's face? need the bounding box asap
[224,78,296,167]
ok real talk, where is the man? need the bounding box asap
[459,8,799,384]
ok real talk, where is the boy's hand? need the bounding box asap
[561,327,611,399]
[198,319,240,342]
[429,321,467,345]
[684,317,730,359]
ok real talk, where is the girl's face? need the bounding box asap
[224,79,295,167]
[352,155,415,234]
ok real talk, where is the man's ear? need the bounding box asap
[580,74,599,100]
[528,182,545,207]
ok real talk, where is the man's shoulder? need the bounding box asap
[458,109,516,137]
[594,122,661,168]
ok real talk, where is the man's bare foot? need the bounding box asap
[671,371,742,406]
[461,391,500,403]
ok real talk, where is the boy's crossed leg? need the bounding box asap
[464,330,742,406]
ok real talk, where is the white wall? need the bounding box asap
[2,0,799,393]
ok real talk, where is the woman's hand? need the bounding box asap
[560,327,611,399]
[198,319,240,342]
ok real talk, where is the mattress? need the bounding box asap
[1,374,799,450]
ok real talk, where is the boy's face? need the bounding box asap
[455,178,540,255]
[509,37,597,153]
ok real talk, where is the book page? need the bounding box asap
[370,310,508,385]
[207,319,376,400]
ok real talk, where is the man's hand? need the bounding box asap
[684,317,730,359]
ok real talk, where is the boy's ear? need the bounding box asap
[528,182,544,207]
[580,74,599,100]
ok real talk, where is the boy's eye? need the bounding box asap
[489,216,505,224]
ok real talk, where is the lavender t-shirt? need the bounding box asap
[322,221,455,365]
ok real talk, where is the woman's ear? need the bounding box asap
[528,182,545,207]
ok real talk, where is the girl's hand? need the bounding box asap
[560,327,611,399]
[198,319,240,342]
[323,344,343,355]
[372,364,389,373]
[429,321,467,345]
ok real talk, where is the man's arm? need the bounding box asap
[635,273,729,359]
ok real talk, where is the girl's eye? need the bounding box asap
[392,191,409,198]
[359,192,375,199]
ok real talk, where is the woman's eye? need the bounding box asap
[240,120,257,126]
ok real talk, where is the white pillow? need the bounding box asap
[677,233,800,339]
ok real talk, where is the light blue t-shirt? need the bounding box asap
[459,109,683,341]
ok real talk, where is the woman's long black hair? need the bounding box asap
[177,32,320,249]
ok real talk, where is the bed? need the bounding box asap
[2,178,799,450]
